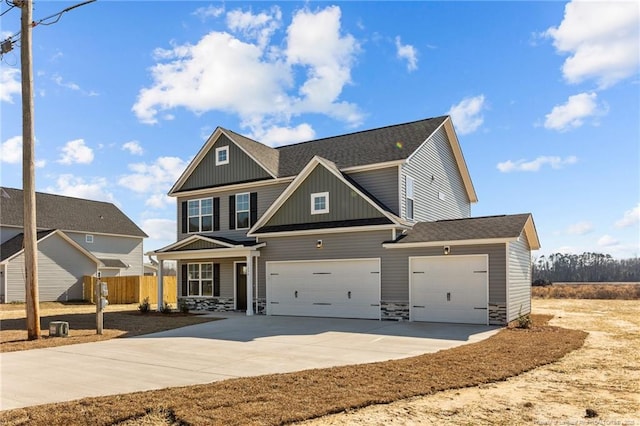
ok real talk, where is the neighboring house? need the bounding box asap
[149,116,540,325]
[0,187,148,302]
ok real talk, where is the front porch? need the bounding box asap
[147,235,264,315]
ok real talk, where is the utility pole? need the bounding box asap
[17,0,40,340]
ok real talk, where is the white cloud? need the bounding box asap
[141,218,176,242]
[52,74,98,97]
[597,234,619,247]
[1,68,21,103]
[46,174,117,204]
[118,156,188,194]
[58,139,94,165]
[497,155,578,173]
[1,136,22,164]
[566,221,594,236]
[122,140,144,155]
[133,5,362,143]
[193,5,225,20]
[249,123,315,146]
[615,204,640,228]
[395,36,418,72]
[447,95,486,135]
[544,1,639,88]
[544,92,606,131]
[145,193,173,209]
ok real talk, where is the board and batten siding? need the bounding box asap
[178,134,272,192]
[507,232,532,321]
[400,125,471,222]
[65,232,144,276]
[5,233,97,302]
[381,244,506,303]
[258,230,390,300]
[346,166,400,215]
[264,165,385,227]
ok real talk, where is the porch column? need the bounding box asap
[156,259,164,312]
[245,254,254,316]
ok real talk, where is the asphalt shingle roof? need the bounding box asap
[0,188,147,238]
[0,230,55,262]
[394,214,533,244]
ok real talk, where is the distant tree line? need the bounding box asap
[533,252,640,283]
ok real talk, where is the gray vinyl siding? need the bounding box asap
[0,226,22,244]
[65,232,144,275]
[258,230,390,299]
[507,232,532,321]
[5,233,96,302]
[177,182,289,241]
[178,258,243,299]
[400,125,471,221]
[347,166,399,215]
[178,135,272,192]
[382,244,506,302]
[264,165,385,227]
[0,264,5,302]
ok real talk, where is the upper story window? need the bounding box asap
[215,146,229,165]
[311,192,329,215]
[236,193,250,229]
[188,198,213,233]
[85,234,94,243]
[406,176,415,220]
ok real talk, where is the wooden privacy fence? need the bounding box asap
[83,276,177,305]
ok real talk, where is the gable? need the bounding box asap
[262,163,387,228]
[177,134,273,192]
[173,239,230,251]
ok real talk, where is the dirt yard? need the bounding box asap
[299,299,640,425]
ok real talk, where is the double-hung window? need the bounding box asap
[188,198,213,233]
[187,263,213,297]
[311,192,329,215]
[235,193,250,229]
[406,176,415,220]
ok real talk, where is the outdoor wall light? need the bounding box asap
[316,239,323,248]
[443,246,450,255]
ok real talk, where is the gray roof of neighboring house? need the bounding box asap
[0,187,148,238]
[0,230,55,262]
[222,116,448,178]
[392,214,534,244]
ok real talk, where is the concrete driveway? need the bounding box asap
[0,313,499,411]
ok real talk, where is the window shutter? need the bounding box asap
[213,263,220,297]
[250,192,258,226]
[213,197,220,231]
[181,264,188,297]
[181,201,188,234]
[229,195,236,229]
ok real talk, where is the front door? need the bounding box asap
[236,262,247,311]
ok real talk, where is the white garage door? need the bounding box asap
[410,255,488,324]
[266,259,380,319]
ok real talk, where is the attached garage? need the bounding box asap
[410,255,488,324]
[266,258,381,319]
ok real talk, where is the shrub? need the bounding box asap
[178,299,190,314]
[138,297,151,314]
[515,306,532,329]
[161,301,172,314]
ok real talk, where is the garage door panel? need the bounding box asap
[410,256,488,324]
[267,259,380,319]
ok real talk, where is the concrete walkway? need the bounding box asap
[0,314,499,411]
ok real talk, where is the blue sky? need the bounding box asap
[1,1,638,259]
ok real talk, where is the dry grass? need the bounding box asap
[0,302,219,353]
[0,314,587,426]
[532,283,640,300]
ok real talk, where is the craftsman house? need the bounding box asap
[0,188,147,302]
[149,116,539,325]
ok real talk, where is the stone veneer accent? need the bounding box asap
[381,301,409,321]
[488,303,507,325]
[179,297,235,312]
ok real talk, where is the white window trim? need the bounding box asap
[187,262,214,297]
[187,198,213,233]
[311,192,330,215]
[406,175,415,220]
[85,234,94,243]
[215,146,229,166]
[235,192,250,230]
